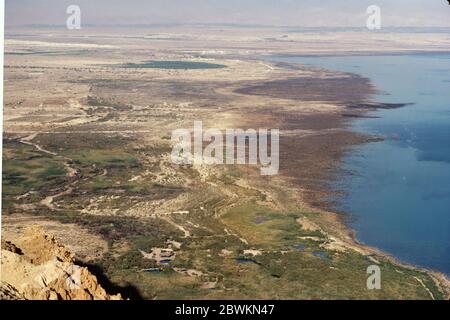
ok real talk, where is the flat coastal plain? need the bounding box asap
[2,26,450,299]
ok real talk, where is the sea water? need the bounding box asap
[270,54,450,274]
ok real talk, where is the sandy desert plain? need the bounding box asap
[2,25,450,299]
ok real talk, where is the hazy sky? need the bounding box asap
[6,0,450,27]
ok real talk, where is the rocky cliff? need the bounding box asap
[1,226,122,300]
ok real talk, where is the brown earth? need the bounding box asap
[0,226,122,300]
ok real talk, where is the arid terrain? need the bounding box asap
[2,25,450,299]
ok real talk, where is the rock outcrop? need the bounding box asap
[1,226,121,300]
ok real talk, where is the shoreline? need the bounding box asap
[233,58,450,297]
[303,77,450,297]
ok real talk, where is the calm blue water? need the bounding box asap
[270,54,450,274]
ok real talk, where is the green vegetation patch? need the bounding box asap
[67,149,139,169]
[222,202,324,246]
[2,141,68,206]
[34,133,133,151]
